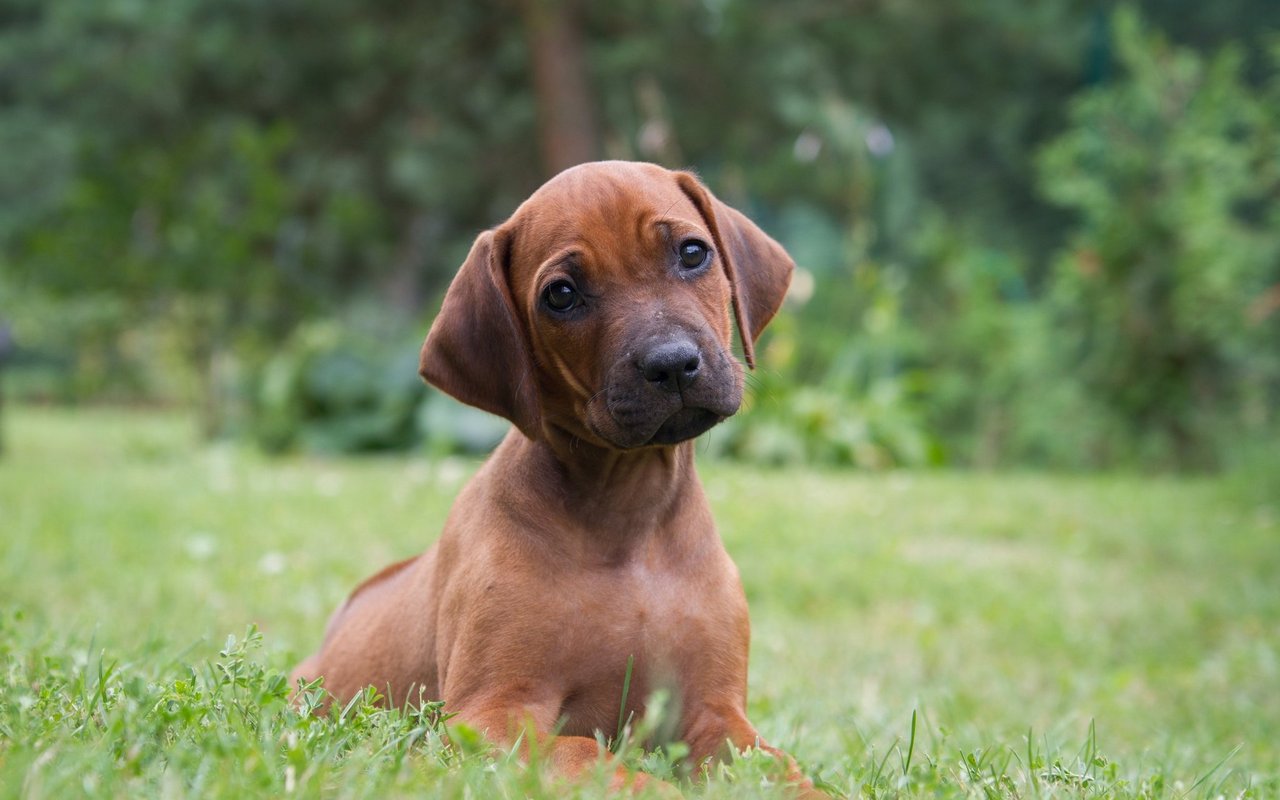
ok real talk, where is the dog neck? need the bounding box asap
[490,427,703,550]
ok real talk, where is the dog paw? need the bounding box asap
[608,768,684,798]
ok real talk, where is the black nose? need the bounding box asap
[639,340,702,393]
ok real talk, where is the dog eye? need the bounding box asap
[543,280,580,312]
[678,240,710,270]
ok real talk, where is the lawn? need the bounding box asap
[1,406,1277,798]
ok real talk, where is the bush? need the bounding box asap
[1034,7,1280,468]
[249,319,508,456]
[714,261,940,470]
[251,321,425,454]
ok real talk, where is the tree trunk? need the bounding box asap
[519,0,600,176]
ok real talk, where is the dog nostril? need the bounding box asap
[640,341,702,392]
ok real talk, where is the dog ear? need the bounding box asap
[419,229,541,438]
[676,173,794,369]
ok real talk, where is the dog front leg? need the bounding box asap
[683,705,825,798]
[453,705,679,796]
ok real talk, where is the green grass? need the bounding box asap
[1,406,1277,798]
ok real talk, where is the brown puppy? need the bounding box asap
[292,161,816,794]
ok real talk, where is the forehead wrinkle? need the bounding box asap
[563,215,656,282]
[517,175,699,285]
[532,247,581,283]
[653,215,709,241]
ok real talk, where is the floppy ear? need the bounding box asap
[419,229,541,438]
[676,173,794,369]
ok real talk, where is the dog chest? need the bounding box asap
[537,550,751,738]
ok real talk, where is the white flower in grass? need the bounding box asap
[258,551,287,575]
[185,534,216,561]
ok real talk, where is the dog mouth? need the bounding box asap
[589,398,729,450]
[647,407,723,445]
[588,348,743,449]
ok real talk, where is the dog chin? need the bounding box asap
[646,407,724,446]
[589,395,737,450]
[591,407,724,450]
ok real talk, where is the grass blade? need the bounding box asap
[613,654,635,751]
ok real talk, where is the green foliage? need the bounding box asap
[251,321,426,454]
[1036,7,1280,468]
[2,2,1279,469]
[894,218,1043,468]
[0,0,540,302]
[248,317,508,456]
[0,0,540,430]
[716,266,939,469]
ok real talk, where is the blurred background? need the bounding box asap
[1,0,1278,472]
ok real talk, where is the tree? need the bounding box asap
[520,0,601,173]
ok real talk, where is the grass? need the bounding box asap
[1,405,1277,798]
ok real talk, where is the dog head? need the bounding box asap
[420,161,794,449]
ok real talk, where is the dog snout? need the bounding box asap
[639,340,702,394]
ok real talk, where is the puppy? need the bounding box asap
[293,161,817,794]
